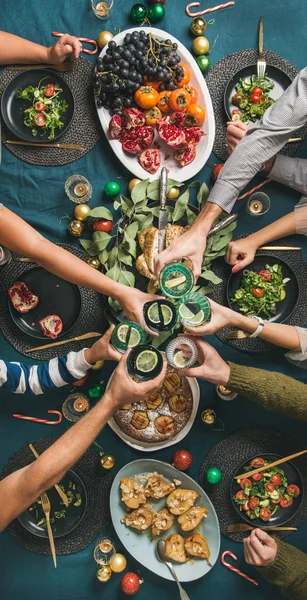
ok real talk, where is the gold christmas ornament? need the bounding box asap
[91,359,105,370]
[96,565,112,582]
[86,256,101,270]
[192,36,210,56]
[190,17,207,36]
[74,203,91,221]
[97,31,113,48]
[100,454,116,470]
[128,178,142,192]
[167,186,180,200]
[110,553,127,573]
[201,408,217,425]
[68,219,84,237]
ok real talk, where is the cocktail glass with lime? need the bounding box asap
[144,299,177,333]
[111,321,146,353]
[177,293,211,328]
[127,344,164,382]
[158,261,194,299]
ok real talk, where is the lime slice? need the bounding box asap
[148,302,173,326]
[189,309,204,326]
[173,350,186,368]
[117,324,141,347]
[165,275,186,289]
[136,349,158,373]
[179,303,195,321]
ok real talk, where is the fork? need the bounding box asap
[257,17,266,79]
[225,330,248,340]
[41,492,57,568]
[7,63,73,72]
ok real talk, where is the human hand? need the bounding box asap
[225,236,259,272]
[244,529,277,567]
[119,288,163,337]
[182,298,237,336]
[84,326,121,364]
[47,35,82,64]
[105,351,167,409]
[178,337,230,385]
[154,227,206,280]
[226,120,249,153]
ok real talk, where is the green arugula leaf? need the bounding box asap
[88,207,113,220]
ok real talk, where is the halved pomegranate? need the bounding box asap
[184,127,205,145]
[174,145,197,167]
[39,314,63,339]
[158,117,187,149]
[122,132,141,155]
[109,115,123,140]
[169,112,187,128]
[8,281,39,313]
[122,108,145,130]
[136,125,155,149]
[139,148,161,174]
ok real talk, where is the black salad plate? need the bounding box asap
[1,69,74,142]
[224,64,292,121]
[8,267,81,339]
[227,255,298,323]
[18,469,87,539]
[231,454,303,528]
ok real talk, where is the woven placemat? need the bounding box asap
[199,428,307,543]
[0,244,108,360]
[1,437,112,555]
[209,237,307,353]
[0,57,101,166]
[206,49,307,162]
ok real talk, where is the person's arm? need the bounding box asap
[0,353,167,531]
[208,67,307,213]
[0,326,121,395]
[0,32,81,65]
[0,206,157,334]
[244,529,307,600]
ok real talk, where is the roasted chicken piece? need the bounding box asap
[166,489,199,515]
[122,507,153,532]
[184,533,210,560]
[178,506,208,532]
[152,508,174,537]
[155,415,175,436]
[145,391,163,410]
[120,477,146,509]
[165,533,187,563]
[143,227,159,273]
[136,253,155,280]
[162,372,182,394]
[169,394,187,413]
[144,475,175,499]
[131,411,150,430]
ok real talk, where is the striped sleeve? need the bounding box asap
[0,350,91,395]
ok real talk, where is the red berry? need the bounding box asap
[92,219,113,233]
[121,572,141,596]
[72,372,89,387]
[211,163,224,181]
[172,449,193,471]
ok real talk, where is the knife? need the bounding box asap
[207,213,238,237]
[158,167,168,253]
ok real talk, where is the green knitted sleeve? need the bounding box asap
[228,362,307,422]
[257,539,307,600]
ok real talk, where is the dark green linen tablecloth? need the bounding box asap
[1,1,307,598]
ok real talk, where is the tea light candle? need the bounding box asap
[74,183,87,197]
[249,200,263,214]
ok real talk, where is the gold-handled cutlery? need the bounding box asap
[227,524,297,533]
[25,331,101,353]
[235,450,307,482]
[5,140,84,151]
[40,492,57,568]
[226,330,248,340]
[29,444,69,507]
[257,17,266,78]
[259,246,302,251]
[6,63,73,72]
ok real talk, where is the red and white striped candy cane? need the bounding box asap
[237,178,270,200]
[221,551,258,586]
[186,1,235,17]
[52,32,98,55]
[13,409,63,425]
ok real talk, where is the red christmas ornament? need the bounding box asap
[211,163,224,181]
[121,572,141,596]
[172,449,193,471]
[72,372,89,387]
[92,219,113,233]
[149,0,166,3]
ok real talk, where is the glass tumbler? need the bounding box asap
[91,0,114,19]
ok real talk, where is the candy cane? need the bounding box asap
[221,551,258,586]
[237,179,270,201]
[52,32,98,55]
[186,2,235,17]
[13,410,63,425]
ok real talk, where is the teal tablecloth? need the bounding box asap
[1,1,307,598]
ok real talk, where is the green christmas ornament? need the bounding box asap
[206,467,222,484]
[130,3,147,22]
[88,383,105,399]
[196,55,211,74]
[148,3,165,21]
[104,181,121,197]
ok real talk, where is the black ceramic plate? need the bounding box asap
[8,267,81,339]
[231,453,303,527]
[18,469,87,539]
[227,255,298,323]
[1,69,74,142]
[224,64,291,121]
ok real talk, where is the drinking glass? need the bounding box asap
[91,0,114,19]
[246,192,271,217]
[64,175,92,203]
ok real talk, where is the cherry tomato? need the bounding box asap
[186,103,206,126]
[169,88,191,112]
[34,112,46,127]
[232,93,243,106]
[258,269,272,281]
[242,501,250,511]
[44,84,55,97]
[34,102,46,112]
[248,497,260,510]
[253,87,263,95]
[240,477,253,490]
[134,86,159,109]
[145,106,162,126]
[73,372,89,387]
[252,287,263,298]
[260,507,272,522]
[143,77,161,91]
[184,85,198,104]
[252,472,263,481]
[235,491,248,500]
[287,484,301,497]
[280,496,293,508]
[157,90,172,113]
[265,482,275,493]
[271,474,282,486]
[251,457,265,468]
[250,93,261,103]
[92,219,113,233]
[271,491,283,505]
[175,63,191,88]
